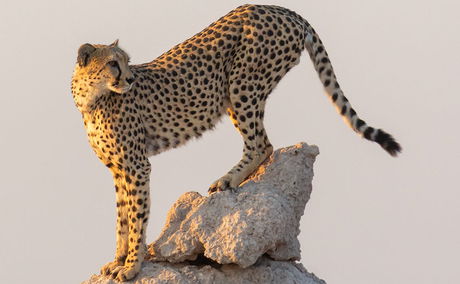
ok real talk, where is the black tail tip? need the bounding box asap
[375,129,402,157]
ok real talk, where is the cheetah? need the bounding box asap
[71,4,401,281]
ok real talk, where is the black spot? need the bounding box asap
[331,93,338,102]
[350,108,356,117]
[356,119,365,129]
[363,127,375,140]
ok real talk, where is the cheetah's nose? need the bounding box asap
[126,77,135,84]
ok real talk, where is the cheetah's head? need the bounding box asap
[73,40,134,95]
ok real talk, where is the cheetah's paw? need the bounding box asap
[208,175,234,194]
[110,264,141,282]
[100,259,125,277]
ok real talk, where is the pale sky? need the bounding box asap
[0,1,458,283]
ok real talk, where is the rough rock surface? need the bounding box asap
[83,256,325,284]
[149,143,319,267]
[84,143,324,283]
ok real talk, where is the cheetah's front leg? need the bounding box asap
[103,161,151,282]
[101,172,129,276]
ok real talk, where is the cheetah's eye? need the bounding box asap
[107,60,118,67]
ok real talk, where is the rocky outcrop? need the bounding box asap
[148,143,319,266]
[84,256,325,284]
[84,143,325,284]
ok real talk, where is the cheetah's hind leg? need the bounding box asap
[208,90,273,193]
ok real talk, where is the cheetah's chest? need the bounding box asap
[83,116,119,164]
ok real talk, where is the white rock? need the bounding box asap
[149,143,319,267]
[83,256,326,284]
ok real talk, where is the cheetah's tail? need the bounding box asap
[302,23,401,157]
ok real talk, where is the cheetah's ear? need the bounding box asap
[77,43,96,67]
[109,39,119,47]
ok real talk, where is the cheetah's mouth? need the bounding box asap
[112,82,132,94]
[120,85,132,93]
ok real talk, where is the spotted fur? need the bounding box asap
[71,4,401,281]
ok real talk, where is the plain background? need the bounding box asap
[1,0,458,283]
